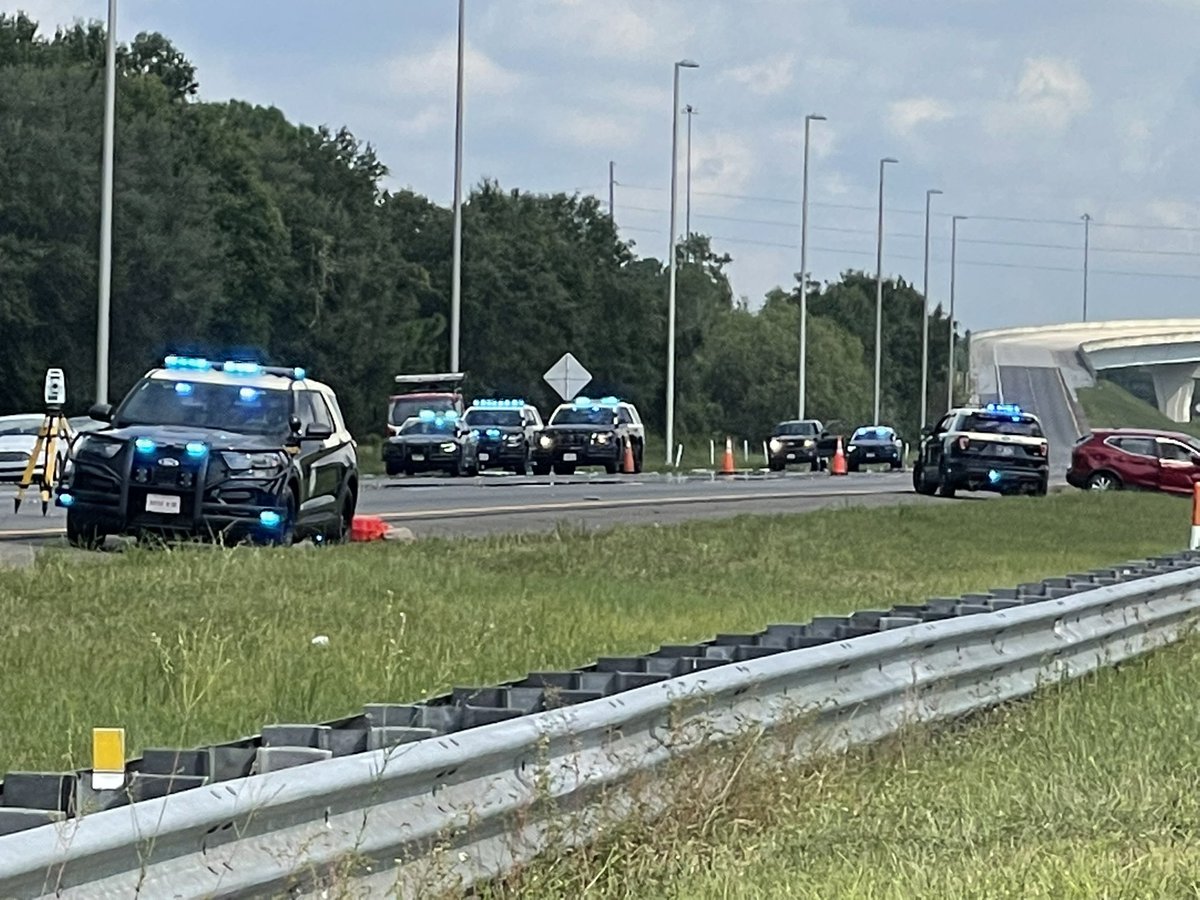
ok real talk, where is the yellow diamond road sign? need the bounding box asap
[543,352,592,402]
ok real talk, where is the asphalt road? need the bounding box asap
[0,468,928,551]
[998,365,1084,478]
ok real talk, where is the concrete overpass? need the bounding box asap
[968,319,1200,480]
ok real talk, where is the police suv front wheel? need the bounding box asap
[65,510,103,550]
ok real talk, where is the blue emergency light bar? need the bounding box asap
[472,398,525,408]
[163,356,306,380]
[984,403,1024,416]
[417,409,459,426]
[573,395,621,408]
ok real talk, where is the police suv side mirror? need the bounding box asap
[88,402,113,423]
[304,424,334,441]
[289,415,303,435]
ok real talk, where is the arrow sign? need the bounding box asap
[543,352,592,402]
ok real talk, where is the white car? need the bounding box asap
[0,414,44,482]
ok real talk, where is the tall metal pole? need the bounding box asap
[665,59,698,465]
[449,0,465,372]
[608,160,615,220]
[948,215,967,411]
[94,0,117,405]
[920,188,942,430]
[684,104,696,240]
[1081,212,1091,322]
[797,113,825,420]
[872,157,898,426]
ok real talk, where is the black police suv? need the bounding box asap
[532,397,645,475]
[57,356,359,547]
[913,403,1049,497]
[382,410,479,477]
[767,419,824,471]
[463,399,544,475]
[846,425,904,471]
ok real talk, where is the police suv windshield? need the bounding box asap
[959,412,1043,438]
[551,407,617,426]
[114,378,292,435]
[465,409,522,427]
[775,421,820,436]
[389,396,458,425]
[398,419,457,437]
[852,427,895,441]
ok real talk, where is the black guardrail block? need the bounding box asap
[255,747,333,774]
[1,773,75,813]
[206,740,260,782]
[262,725,331,750]
[368,726,439,750]
[142,748,209,778]
[0,808,63,836]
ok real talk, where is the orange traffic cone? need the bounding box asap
[622,437,635,474]
[351,515,390,542]
[720,436,736,475]
[830,436,848,476]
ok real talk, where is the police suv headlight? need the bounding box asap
[77,436,122,459]
[593,432,612,444]
[847,444,857,453]
[538,435,553,450]
[440,442,457,453]
[769,438,783,453]
[802,439,814,448]
[221,451,287,477]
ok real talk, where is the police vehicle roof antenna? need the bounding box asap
[13,368,75,516]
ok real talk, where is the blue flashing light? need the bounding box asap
[293,367,306,380]
[223,360,261,375]
[985,403,1023,416]
[473,398,525,408]
[987,469,1002,485]
[135,437,156,454]
[259,510,282,528]
[239,387,260,403]
[164,355,211,371]
[470,429,481,439]
[185,441,207,458]
[174,382,194,396]
[59,492,74,508]
[574,396,592,407]
[444,410,459,421]
[418,409,436,422]
[599,395,620,406]
[485,427,501,439]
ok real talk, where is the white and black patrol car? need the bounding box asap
[913,403,1049,497]
[57,356,359,547]
[383,409,479,477]
[531,396,645,475]
[462,399,543,474]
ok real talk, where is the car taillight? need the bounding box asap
[957,436,971,451]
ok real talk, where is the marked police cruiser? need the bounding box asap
[57,356,359,547]
[532,396,644,475]
[462,398,543,475]
[913,403,1049,497]
[382,409,479,477]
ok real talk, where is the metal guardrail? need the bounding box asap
[2,552,1199,898]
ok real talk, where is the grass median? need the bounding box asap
[0,490,1189,776]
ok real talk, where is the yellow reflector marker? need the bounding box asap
[92,727,126,791]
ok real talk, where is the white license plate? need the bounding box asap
[786,453,795,460]
[479,452,490,461]
[563,452,577,462]
[865,452,876,458]
[411,453,425,461]
[146,493,181,515]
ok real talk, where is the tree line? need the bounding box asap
[0,14,961,444]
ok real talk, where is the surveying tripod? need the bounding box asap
[13,369,75,515]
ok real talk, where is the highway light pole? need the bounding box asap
[449,0,466,373]
[920,188,942,432]
[684,104,697,242]
[608,160,615,220]
[665,58,698,465]
[872,156,898,426]
[1081,212,1091,322]
[94,0,117,405]
[947,215,967,411]
[797,113,825,420]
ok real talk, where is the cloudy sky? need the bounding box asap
[15,0,1200,332]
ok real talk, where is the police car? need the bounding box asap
[382,409,479,477]
[913,403,1049,497]
[463,398,543,475]
[532,396,644,475]
[57,356,359,547]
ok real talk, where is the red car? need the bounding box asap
[1067,428,1200,494]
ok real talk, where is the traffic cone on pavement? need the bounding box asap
[351,515,390,542]
[830,436,848,476]
[720,436,736,475]
[622,438,635,474]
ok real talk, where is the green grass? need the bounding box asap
[1077,379,1200,438]
[492,630,1200,899]
[0,491,1188,776]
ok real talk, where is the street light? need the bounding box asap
[947,215,968,411]
[94,0,117,405]
[797,113,826,420]
[684,104,697,241]
[449,0,466,373]
[1081,212,1091,322]
[920,188,942,432]
[872,156,898,426]
[665,58,699,465]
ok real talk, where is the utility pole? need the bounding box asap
[95,0,117,405]
[948,215,968,411]
[449,0,466,373]
[920,188,942,431]
[608,160,615,220]
[797,113,825,420]
[1081,212,1091,322]
[872,156,898,426]
[684,104,696,241]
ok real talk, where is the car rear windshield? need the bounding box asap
[551,407,617,426]
[389,395,459,425]
[114,379,292,435]
[464,409,521,427]
[776,422,819,436]
[0,417,42,436]
[960,413,1043,437]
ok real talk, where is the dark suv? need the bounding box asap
[57,356,358,547]
[532,397,645,475]
[463,399,544,474]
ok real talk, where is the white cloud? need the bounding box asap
[387,36,521,99]
[724,55,796,97]
[552,111,641,149]
[887,97,954,138]
[986,57,1091,133]
[689,132,755,198]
